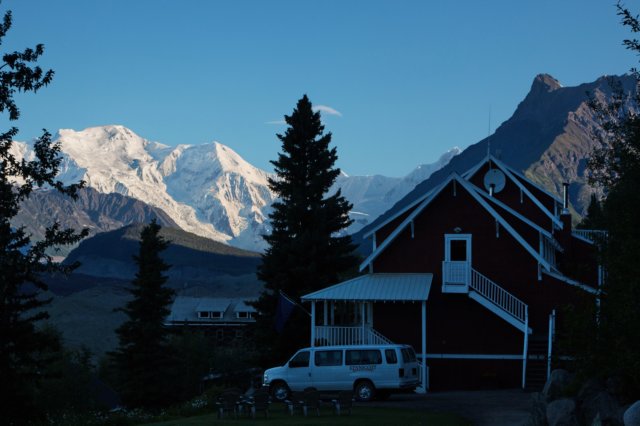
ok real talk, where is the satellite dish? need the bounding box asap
[483,169,506,194]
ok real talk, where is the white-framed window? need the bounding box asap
[198,311,210,319]
[210,311,223,319]
[236,311,254,319]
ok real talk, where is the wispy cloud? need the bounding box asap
[266,104,342,125]
[313,105,343,117]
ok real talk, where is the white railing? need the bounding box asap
[470,269,527,324]
[314,325,393,346]
[540,234,557,268]
[442,261,470,286]
[572,229,608,243]
[415,358,429,392]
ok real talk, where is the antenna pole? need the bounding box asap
[487,105,492,156]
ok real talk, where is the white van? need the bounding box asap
[262,344,420,402]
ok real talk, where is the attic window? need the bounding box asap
[236,311,254,319]
[210,311,223,319]
[198,311,210,319]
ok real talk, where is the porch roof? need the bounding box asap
[301,273,432,302]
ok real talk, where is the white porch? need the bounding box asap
[301,273,433,391]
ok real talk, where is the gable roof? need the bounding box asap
[463,155,562,205]
[301,273,432,302]
[365,155,562,242]
[362,178,448,239]
[359,173,552,272]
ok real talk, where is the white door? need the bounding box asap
[443,234,472,289]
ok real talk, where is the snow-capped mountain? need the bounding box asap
[13,125,457,251]
[334,147,461,233]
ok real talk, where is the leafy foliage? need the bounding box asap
[110,220,176,408]
[0,3,88,423]
[253,95,358,364]
[569,1,640,398]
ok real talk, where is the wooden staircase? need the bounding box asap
[525,336,548,391]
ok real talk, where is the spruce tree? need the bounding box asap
[573,2,640,397]
[254,95,357,363]
[111,221,175,408]
[0,5,88,423]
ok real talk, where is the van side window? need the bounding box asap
[345,349,382,365]
[289,351,310,368]
[315,350,342,366]
[385,349,398,364]
[401,347,417,363]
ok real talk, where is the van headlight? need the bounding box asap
[263,373,269,385]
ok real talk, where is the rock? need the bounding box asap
[578,378,605,405]
[624,401,640,426]
[606,376,624,400]
[581,390,622,426]
[543,369,572,402]
[547,398,578,426]
[529,392,548,426]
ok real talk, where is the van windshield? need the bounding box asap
[289,351,310,368]
[401,347,417,363]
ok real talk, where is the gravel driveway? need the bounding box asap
[366,389,532,426]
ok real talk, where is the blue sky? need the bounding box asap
[4,0,636,177]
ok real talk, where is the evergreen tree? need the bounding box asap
[0,4,88,423]
[111,220,175,408]
[577,193,605,229]
[572,2,640,397]
[253,95,358,363]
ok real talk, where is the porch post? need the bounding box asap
[421,300,427,392]
[323,301,328,326]
[330,301,335,325]
[311,301,316,347]
[361,302,366,344]
[547,309,555,380]
[522,307,529,389]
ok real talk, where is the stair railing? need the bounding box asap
[470,269,527,324]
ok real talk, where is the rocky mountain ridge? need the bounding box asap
[355,73,638,246]
[13,126,458,251]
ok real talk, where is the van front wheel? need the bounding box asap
[354,380,375,402]
[270,381,290,402]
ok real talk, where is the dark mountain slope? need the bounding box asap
[355,74,636,248]
[14,187,177,256]
[65,224,260,282]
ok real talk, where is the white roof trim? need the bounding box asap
[359,175,456,271]
[502,163,563,204]
[456,177,551,270]
[302,273,432,302]
[359,174,551,272]
[461,153,491,180]
[542,270,599,295]
[362,183,442,239]
[491,157,562,228]
[472,183,554,240]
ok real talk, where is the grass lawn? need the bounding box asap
[143,405,471,426]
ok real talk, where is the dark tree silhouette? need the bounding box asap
[253,95,358,363]
[569,1,640,397]
[0,4,88,423]
[111,220,176,408]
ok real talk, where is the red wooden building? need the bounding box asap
[302,155,603,391]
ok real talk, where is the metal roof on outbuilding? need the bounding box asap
[301,273,432,302]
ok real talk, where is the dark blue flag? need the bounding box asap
[274,292,296,333]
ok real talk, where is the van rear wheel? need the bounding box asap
[354,380,375,402]
[270,381,290,402]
